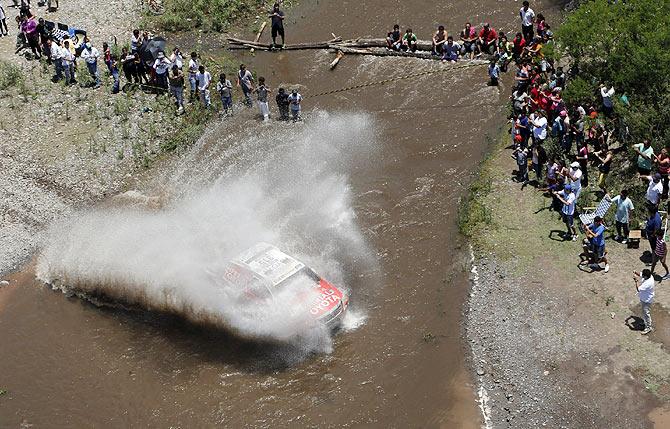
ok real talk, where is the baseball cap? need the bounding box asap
[654,173,662,181]
[570,161,580,168]
[564,184,572,191]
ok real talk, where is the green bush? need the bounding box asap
[0,61,24,91]
[153,0,260,32]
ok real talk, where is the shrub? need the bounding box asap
[153,0,259,32]
[0,61,24,91]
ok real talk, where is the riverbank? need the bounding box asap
[463,129,670,428]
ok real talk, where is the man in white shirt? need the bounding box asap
[196,64,212,108]
[520,1,535,41]
[80,40,101,88]
[633,269,655,334]
[153,51,171,89]
[567,162,583,201]
[62,39,75,85]
[49,38,63,82]
[640,173,663,208]
[287,89,302,121]
[237,63,254,107]
[531,111,547,144]
[600,83,615,116]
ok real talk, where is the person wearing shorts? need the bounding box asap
[651,229,670,279]
[269,3,285,48]
[585,216,609,273]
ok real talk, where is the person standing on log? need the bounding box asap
[269,3,285,49]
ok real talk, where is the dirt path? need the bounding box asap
[466,131,670,428]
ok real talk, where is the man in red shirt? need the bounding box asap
[477,23,498,55]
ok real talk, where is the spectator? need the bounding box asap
[276,87,289,121]
[49,37,63,82]
[168,65,185,114]
[488,58,500,85]
[0,4,8,37]
[512,144,529,183]
[531,110,547,145]
[512,32,526,61]
[170,47,183,70]
[633,140,654,175]
[153,51,171,89]
[646,206,662,256]
[565,161,583,201]
[269,3,285,49]
[531,142,547,182]
[459,22,477,59]
[20,14,40,59]
[575,140,589,188]
[188,52,199,102]
[62,39,75,85]
[196,64,212,108]
[237,63,254,107]
[477,23,498,55]
[655,147,670,200]
[536,13,547,38]
[441,36,459,62]
[80,41,101,88]
[651,229,670,279]
[216,73,233,115]
[594,144,613,193]
[632,269,655,335]
[36,18,50,59]
[401,28,418,52]
[102,42,112,73]
[432,25,447,56]
[600,84,615,117]
[110,56,120,94]
[612,189,634,243]
[120,47,135,83]
[255,77,271,121]
[640,173,663,208]
[386,24,401,50]
[585,215,609,272]
[554,184,577,241]
[130,29,141,53]
[287,89,302,121]
[520,1,535,41]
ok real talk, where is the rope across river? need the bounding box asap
[306,61,487,98]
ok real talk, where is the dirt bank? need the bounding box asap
[465,131,670,428]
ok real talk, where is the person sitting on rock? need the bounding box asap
[441,36,460,62]
[477,23,497,55]
[386,24,401,50]
[459,22,477,59]
[432,25,447,56]
[401,28,417,52]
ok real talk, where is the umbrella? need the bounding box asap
[139,36,167,64]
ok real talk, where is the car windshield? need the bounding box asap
[221,264,272,300]
[278,267,320,291]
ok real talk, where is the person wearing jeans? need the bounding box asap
[611,189,634,243]
[81,41,101,88]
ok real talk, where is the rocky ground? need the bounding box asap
[0,0,207,276]
[465,134,670,428]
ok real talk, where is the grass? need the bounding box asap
[0,60,24,91]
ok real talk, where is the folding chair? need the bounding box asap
[579,194,612,230]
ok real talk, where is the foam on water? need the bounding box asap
[37,112,377,354]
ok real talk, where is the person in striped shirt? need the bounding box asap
[651,229,670,279]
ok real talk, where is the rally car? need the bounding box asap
[214,243,349,327]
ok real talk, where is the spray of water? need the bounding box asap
[36,112,377,353]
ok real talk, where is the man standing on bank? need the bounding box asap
[633,269,655,335]
[520,1,535,42]
[269,3,285,49]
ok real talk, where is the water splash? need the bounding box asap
[37,112,377,353]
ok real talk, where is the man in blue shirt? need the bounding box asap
[646,206,662,256]
[585,215,609,272]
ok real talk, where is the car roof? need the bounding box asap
[232,242,305,287]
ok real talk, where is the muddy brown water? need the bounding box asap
[1,0,564,427]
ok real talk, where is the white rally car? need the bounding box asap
[216,243,349,327]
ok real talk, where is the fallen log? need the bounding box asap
[227,37,342,51]
[254,21,268,43]
[338,37,434,51]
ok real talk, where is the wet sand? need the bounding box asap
[0,0,564,427]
